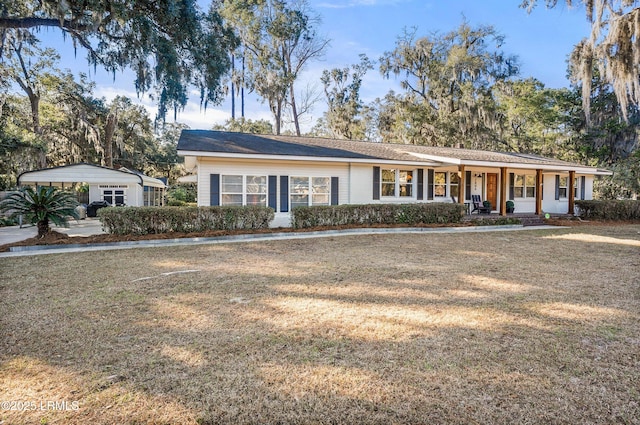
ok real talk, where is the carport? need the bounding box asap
[17,163,166,207]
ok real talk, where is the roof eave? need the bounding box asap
[177,150,443,167]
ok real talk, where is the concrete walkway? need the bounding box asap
[0,218,105,245]
[0,224,563,258]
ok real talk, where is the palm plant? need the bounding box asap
[0,187,79,238]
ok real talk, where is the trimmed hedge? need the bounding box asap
[98,206,275,235]
[575,200,640,220]
[291,203,465,229]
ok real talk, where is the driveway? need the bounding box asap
[0,218,105,245]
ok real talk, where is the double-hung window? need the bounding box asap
[290,176,331,208]
[558,176,568,199]
[450,173,460,199]
[434,172,447,198]
[221,175,267,206]
[381,169,414,198]
[513,174,536,198]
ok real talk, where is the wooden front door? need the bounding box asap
[486,173,498,211]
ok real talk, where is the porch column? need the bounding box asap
[535,169,543,215]
[458,164,465,205]
[500,167,507,216]
[568,170,576,215]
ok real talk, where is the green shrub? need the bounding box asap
[291,203,465,229]
[98,206,275,235]
[575,200,640,220]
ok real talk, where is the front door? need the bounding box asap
[486,173,498,211]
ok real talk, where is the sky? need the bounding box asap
[47,0,591,132]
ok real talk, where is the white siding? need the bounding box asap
[349,164,374,204]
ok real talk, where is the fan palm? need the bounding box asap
[0,187,79,238]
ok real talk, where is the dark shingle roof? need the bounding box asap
[177,130,603,170]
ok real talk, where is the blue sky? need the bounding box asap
[47,0,591,131]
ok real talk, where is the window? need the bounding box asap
[144,186,163,206]
[312,177,331,205]
[290,176,331,208]
[246,176,267,205]
[526,175,536,198]
[221,175,267,206]
[381,169,413,198]
[513,174,536,198]
[102,189,126,206]
[574,177,580,199]
[221,175,243,206]
[434,172,446,197]
[450,173,460,199]
[558,176,568,199]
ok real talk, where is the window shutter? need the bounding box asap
[465,171,471,201]
[417,169,424,200]
[509,173,515,200]
[331,177,339,205]
[427,169,434,200]
[373,167,380,200]
[555,175,560,200]
[280,176,289,212]
[580,176,586,200]
[268,175,277,210]
[210,174,220,206]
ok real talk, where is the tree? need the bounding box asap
[212,117,274,134]
[379,22,519,147]
[521,0,640,124]
[147,122,188,184]
[222,0,328,135]
[0,186,78,238]
[0,33,60,136]
[0,0,237,120]
[320,54,373,140]
[0,96,46,188]
[493,78,568,154]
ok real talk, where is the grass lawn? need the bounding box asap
[1,224,639,424]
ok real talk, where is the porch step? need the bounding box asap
[518,215,546,227]
[463,213,547,227]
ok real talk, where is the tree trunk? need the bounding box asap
[37,218,50,238]
[104,111,118,168]
[289,81,301,136]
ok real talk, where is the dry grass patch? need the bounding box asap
[1,225,639,424]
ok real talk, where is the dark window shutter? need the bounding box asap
[427,169,434,200]
[509,173,515,199]
[210,174,220,206]
[331,177,339,205]
[280,176,289,212]
[268,175,277,209]
[417,169,424,200]
[580,176,586,200]
[555,175,560,200]
[373,167,381,200]
[465,171,471,201]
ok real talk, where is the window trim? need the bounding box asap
[290,176,332,207]
[558,176,568,199]
[433,171,447,198]
[380,168,415,199]
[220,174,268,207]
[512,174,536,199]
